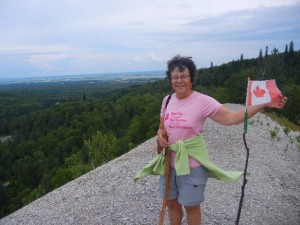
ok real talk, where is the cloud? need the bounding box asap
[26,53,70,70]
[149,54,167,62]
[0,0,299,77]
[0,44,70,55]
[177,4,300,41]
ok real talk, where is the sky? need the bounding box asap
[0,0,299,78]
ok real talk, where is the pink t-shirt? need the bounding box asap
[160,91,222,168]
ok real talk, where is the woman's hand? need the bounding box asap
[265,95,288,109]
[157,129,169,154]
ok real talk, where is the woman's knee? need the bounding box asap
[167,199,182,210]
[184,204,201,214]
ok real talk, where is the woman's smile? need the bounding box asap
[171,67,193,99]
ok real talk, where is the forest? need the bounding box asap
[0,41,299,218]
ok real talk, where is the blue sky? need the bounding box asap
[0,0,299,78]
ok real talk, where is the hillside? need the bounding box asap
[1,45,299,218]
[0,104,299,225]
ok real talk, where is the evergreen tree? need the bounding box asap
[259,49,263,62]
[271,48,279,55]
[289,41,294,53]
[210,62,214,72]
[285,44,288,54]
[240,54,244,62]
[289,40,295,57]
[265,46,269,58]
[284,44,289,63]
[84,131,119,169]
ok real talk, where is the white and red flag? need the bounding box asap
[246,80,281,107]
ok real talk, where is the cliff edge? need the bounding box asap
[1,104,299,225]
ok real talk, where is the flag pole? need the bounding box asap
[235,78,250,225]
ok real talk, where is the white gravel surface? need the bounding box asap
[1,104,299,225]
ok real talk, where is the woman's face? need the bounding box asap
[170,66,193,99]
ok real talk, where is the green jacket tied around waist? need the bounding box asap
[134,135,244,182]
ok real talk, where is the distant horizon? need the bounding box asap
[2,44,299,84]
[0,69,165,79]
[0,70,166,85]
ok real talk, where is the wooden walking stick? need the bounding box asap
[158,130,171,225]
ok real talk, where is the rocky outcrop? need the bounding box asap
[1,104,299,225]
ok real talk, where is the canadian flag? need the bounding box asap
[246,80,281,107]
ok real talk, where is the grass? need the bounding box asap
[262,111,300,132]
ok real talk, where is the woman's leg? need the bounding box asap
[185,204,201,225]
[167,199,183,225]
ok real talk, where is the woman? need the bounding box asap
[156,55,287,225]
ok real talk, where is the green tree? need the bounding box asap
[259,49,263,62]
[0,183,8,217]
[65,152,89,178]
[12,155,37,187]
[265,46,269,58]
[82,92,87,101]
[50,168,73,188]
[271,48,279,55]
[282,84,300,124]
[289,41,294,54]
[224,73,247,103]
[284,44,289,63]
[84,131,119,169]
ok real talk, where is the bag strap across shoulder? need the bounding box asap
[164,94,172,111]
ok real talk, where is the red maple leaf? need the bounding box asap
[164,113,169,122]
[253,85,266,98]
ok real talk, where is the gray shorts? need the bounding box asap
[159,166,209,206]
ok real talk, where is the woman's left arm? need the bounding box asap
[212,96,288,126]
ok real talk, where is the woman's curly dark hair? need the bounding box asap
[166,55,197,85]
